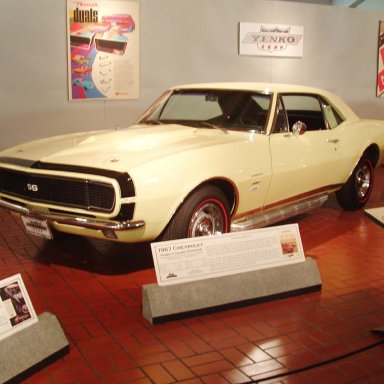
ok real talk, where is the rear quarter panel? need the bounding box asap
[336,119,384,181]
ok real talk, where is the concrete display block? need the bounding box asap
[0,312,69,384]
[143,258,321,324]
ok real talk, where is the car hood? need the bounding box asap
[0,124,246,172]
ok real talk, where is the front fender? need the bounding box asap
[130,157,232,240]
[128,140,271,240]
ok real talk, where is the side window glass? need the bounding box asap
[273,98,289,133]
[320,98,344,129]
[280,94,326,131]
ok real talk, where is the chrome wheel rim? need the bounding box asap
[189,201,227,237]
[355,162,371,200]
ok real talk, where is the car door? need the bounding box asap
[265,93,344,206]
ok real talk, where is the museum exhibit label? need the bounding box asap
[365,207,384,227]
[151,224,305,286]
[0,274,38,341]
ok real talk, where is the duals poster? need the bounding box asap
[67,1,139,100]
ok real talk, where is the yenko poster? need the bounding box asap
[67,0,139,100]
[377,21,384,97]
[239,22,304,58]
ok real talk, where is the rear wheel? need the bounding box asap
[160,185,230,241]
[336,156,374,210]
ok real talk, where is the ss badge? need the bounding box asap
[27,183,39,192]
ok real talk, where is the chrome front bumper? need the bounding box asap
[0,199,145,232]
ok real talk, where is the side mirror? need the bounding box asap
[292,121,307,135]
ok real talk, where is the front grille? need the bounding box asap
[0,168,115,212]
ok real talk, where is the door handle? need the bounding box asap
[327,139,339,144]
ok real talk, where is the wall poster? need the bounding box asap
[67,0,139,100]
[378,21,384,97]
[0,274,38,341]
[239,22,304,58]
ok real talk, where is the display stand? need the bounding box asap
[0,312,69,384]
[143,257,321,324]
[365,207,384,228]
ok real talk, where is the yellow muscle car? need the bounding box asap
[0,83,384,242]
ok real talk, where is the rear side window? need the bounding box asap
[273,93,344,133]
[320,99,344,129]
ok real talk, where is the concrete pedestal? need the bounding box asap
[0,312,69,384]
[143,257,322,324]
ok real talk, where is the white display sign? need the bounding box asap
[0,274,38,340]
[151,224,305,286]
[239,22,304,58]
[365,207,384,227]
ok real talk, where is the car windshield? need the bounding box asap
[139,89,272,132]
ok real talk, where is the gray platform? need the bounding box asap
[0,312,69,384]
[143,257,322,324]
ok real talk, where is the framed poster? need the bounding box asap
[0,274,38,341]
[67,0,139,100]
[377,21,384,97]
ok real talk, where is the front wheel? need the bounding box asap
[160,185,230,241]
[336,156,374,210]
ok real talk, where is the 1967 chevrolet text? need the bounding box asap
[0,83,383,242]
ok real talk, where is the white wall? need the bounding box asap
[0,0,383,150]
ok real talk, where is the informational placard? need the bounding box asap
[377,21,384,97]
[239,22,304,58]
[67,0,139,100]
[365,207,384,227]
[0,274,38,341]
[151,224,305,286]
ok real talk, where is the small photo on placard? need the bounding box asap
[0,274,38,341]
[280,229,299,258]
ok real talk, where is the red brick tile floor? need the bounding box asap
[1,166,384,384]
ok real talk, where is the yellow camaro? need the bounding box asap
[1,83,384,242]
